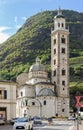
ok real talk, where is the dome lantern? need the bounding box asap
[29,58,46,72]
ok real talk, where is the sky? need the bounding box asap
[0,0,83,44]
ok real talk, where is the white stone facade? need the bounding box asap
[16,59,56,118]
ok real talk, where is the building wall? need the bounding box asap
[16,96,56,118]
[57,97,69,116]
[0,81,16,121]
[38,96,56,118]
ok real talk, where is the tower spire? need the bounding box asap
[58,7,62,15]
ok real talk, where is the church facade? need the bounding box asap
[16,9,70,118]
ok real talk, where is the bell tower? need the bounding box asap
[51,9,70,116]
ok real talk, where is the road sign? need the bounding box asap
[75,96,83,108]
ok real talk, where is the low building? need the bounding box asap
[0,81,16,121]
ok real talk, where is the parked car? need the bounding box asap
[81,116,83,120]
[13,117,33,130]
[0,118,5,125]
[68,116,76,120]
[10,117,19,125]
[33,116,42,124]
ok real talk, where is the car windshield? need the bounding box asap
[33,116,41,119]
[16,117,28,122]
[0,118,3,120]
[12,117,18,120]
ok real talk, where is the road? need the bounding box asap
[0,125,12,130]
[0,120,74,130]
[34,121,74,130]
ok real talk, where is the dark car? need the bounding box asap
[10,117,19,125]
[33,116,42,124]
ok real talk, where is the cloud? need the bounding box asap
[15,24,21,30]
[0,26,11,32]
[0,26,11,44]
[0,14,26,44]
[22,17,27,21]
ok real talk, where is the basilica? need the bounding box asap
[16,9,70,118]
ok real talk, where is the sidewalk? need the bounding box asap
[42,119,83,130]
[72,120,83,130]
[72,124,83,130]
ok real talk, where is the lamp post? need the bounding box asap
[77,107,79,130]
[75,96,79,130]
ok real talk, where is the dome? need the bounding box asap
[37,88,55,97]
[29,58,46,72]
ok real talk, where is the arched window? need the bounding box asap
[32,102,35,106]
[62,48,65,53]
[62,69,66,75]
[58,23,60,27]
[54,39,56,44]
[62,23,64,27]
[43,100,46,105]
[62,80,65,86]
[61,38,65,43]
[54,59,56,65]
[62,108,65,112]
[53,70,56,76]
[54,48,56,54]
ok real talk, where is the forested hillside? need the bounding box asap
[0,10,83,97]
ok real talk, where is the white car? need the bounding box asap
[68,116,76,120]
[13,117,33,130]
[10,117,19,125]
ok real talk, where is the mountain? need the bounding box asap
[0,10,83,95]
